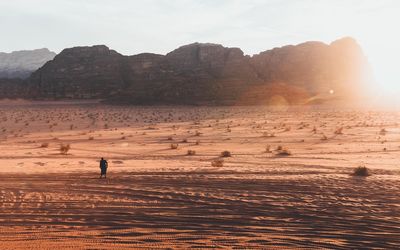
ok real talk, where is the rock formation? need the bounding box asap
[28,45,126,99]
[0,37,373,104]
[0,48,56,79]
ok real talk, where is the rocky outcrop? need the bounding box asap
[249,37,372,100]
[21,37,373,104]
[117,43,260,104]
[0,78,27,98]
[0,48,56,79]
[28,45,127,99]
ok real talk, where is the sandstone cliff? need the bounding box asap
[0,48,56,79]
[6,37,373,104]
[28,45,127,99]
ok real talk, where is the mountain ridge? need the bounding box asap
[0,48,56,79]
[0,37,373,105]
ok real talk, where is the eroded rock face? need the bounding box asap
[249,37,372,99]
[21,37,373,104]
[0,78,26,98]
[0,48,56,79]
[28,45,127,99]
[117,43,260,104]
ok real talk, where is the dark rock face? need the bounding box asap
[0,78,27,98]
[118,43,260,104]
[22,37,372,104]
[28,45,127,99]
[0,48,56,79]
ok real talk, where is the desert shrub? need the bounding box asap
[170,143,179,149]
[187,150,196,156]
[167,136,173,141]
[181,138,188,143]
[352,166,370,177]
[263,132,275,137]
[334,127,343,135]
[265,145,272,153]
[195,140,200,145]
[380,128,387,135]
[60,144,70,154]
[195,131,201,136]
[88,136,94,140]
[275,146,291,156]
[211,159,224,167]
[321,134,328,140]
[40,142,49,148]
[221,151,231,157]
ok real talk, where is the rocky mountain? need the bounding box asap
[28,45,127,98]
[1,37,373,104]
[0,48,56,79]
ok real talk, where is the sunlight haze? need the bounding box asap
[0,0,399,97]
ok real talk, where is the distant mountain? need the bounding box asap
[0,48,56,79]
[0,38,373,104]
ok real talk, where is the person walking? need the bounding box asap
[99,157,108,178]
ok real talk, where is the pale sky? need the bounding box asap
[0,0,399,95]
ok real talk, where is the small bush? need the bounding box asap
[211,159,224,167]
[170,143,179,149]
[312,127,317,133]
[187,150,196,156]
[275,146,291,156]
[334,127,343,135]
[88,136,94,140]
[265,145,272,153]
[167,136,173,141]
[352,166,370,177]
[221,151,231,157]
[263,132,275,137]
[60,144,70,155]
[380,128,387,135]
[40,142,49,148]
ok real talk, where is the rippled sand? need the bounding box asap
[0,103,399,248]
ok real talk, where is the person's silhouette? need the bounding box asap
[99,157,108,178]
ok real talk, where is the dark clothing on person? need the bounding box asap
[100,159,108,178]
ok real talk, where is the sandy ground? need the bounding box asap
[0,102,400,249]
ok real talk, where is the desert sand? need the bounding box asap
[0,102,399,249]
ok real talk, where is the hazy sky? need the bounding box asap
[0,0,399,94]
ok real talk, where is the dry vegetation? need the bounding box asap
[0,102,400,248]
[353,166,370,177]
